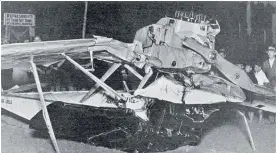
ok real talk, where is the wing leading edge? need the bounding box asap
[1,36,141,69]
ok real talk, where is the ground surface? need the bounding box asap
[1,111,276,153]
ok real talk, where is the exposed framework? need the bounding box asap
[64,52,255,151]
[80,63,122,103]
[4,8,275,151]
[62,53,127,101]
[12,52,257,153]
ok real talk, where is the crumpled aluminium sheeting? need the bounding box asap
[134,75,245,104]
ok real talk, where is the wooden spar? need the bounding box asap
[237,110,256,151]
[80,63,122,103]
[137,67,153,89]
[62,53,126,101]
[82,1,88,39]
[124,64,143,80]
[29,57,60,153]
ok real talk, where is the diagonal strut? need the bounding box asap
[61,53,126,101]
[80,63,121,103]
[30,57,60,153]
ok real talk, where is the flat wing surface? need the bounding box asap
[2,83,48,93]
[2,39,95,69]
[239,95,276,113]
[1,36,141,69]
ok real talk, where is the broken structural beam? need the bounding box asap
[80,63,121,103]
[61,53,126,101]
[124,64,143,80]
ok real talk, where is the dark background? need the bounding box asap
[1,1,276,64]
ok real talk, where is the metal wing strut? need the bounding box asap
[30,57,60,153]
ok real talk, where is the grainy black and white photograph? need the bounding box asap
[1,1,276,153]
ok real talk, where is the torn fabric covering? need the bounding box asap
[134,75,246,104]
[143,44,211,71]
[191,74,246,102]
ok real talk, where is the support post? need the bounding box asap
[5,25,10,43]
[61,53,126,101]
[29,57,60,153]
[5,25,8,40]
[80,63,121,103]
[124,64,143,80]
[237,110,256,151]
[137,67,153,89]
[82,1,88,39]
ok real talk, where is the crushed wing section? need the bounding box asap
[1,37,142,69]
[2,13,273,153]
